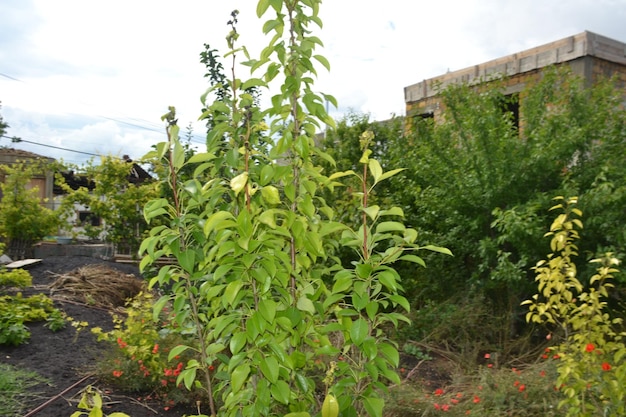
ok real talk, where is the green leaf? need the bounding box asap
[168,344,191,362]
[284,412,311,417]
[172,138,185,171]
[230,332,247,355]
[259,164,274,185]
[297,296,315,314]
[230,172,248,195]
[152,295,171,322]
[261,185,281,205]
[260,356,279,383]
[377,270,397,291]
[420,245,453,256]
[369,159,383,182]
[350,318,369,345]
[242,78,267,90]
[186,152,215,164]
[332,269,354,293]
[177,249,195,273]
[376,221,405,233]
[378,342,400,366]
[399,254,426,267]
[270,380,291,405]
[375,168,405,184]
[313,54,331,71]
[259,299,277,322]
[224,280,243,307]
[363,396,384,417]
[379,206,404,217]
[231,364,251,393]
[204,211,236,236]
[182,366,197,390]
[363,205,380,221]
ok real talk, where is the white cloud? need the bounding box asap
[2,0,626,163]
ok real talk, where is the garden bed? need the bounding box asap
[0,255,196,417]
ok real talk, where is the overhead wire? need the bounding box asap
[0,71,208,149]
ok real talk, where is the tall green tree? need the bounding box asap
[56,156,159,254]
[0,161,59,259]
[140,3,446,416]
[384,67,626,335]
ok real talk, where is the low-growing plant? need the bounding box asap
[524,196,626,416]
[0,267,33,288]
[386,357,560,416]
[70,385,130,417]
[0,362,50,416]
[92,291,201,408]
[0,292,66,345]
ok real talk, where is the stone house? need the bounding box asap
[404,31,626,124]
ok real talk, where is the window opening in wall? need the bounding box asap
[503,93,520,130]
[78,211,101,227]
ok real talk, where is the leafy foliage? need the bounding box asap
[92,291,201,406]
[0,363,49,417]
[0,292,66,346]
[55,156,159,254]
[524,197,626,416]
[0,161,60,258]
[139,3,446,417]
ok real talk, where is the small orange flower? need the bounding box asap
[473,396,480,404]
[484,353,491,359]
[152,344,159,354]
[518,384,526,392]
[602,362,612,371]
[585,343,595,353]
[112,370,123,378]
[434,388,444,396]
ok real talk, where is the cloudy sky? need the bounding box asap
[1,0,625,165]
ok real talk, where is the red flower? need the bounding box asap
[472,396,480,404]
[602,362,612,371]
[434,403,441,410]
[112,370,123,378]
[518,384,526,392]
[152,344,159,354]
[441,404,450,411]
[487,364,493,368]
[539,370,546,377]
[116,338,127,349]
[483,353,491,359]
[434,388,444,396]
[585,343,595,353]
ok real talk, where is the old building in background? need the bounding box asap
[405,31,626,124]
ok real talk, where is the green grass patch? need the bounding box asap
[0,363,49,416]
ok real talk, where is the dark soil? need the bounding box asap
[0,256,196,417]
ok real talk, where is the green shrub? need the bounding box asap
[0,293,66,346]
[386,359,560,416]
[0,268,32,288]
[92,292,201,408]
